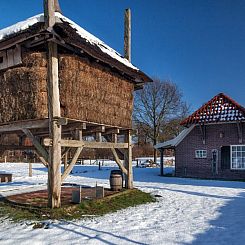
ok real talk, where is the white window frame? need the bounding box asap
[230,145,245,170]
[195,150,207,159]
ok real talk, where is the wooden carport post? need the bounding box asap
[160,148,164,176]
[44,0,62,208]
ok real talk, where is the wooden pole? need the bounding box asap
[29,161,33,177]
[124,130,133,189]
[124,9,131,62]
[64,151,68,171]
[44,0,62,208]
[160,148,164,176]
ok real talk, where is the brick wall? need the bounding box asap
[175,122,245,180]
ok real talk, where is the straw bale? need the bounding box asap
[0,51,134,128]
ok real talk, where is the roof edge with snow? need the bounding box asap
[0,12,152,85]
[154,125,195,149]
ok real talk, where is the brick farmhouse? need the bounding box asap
[155,93,245,180]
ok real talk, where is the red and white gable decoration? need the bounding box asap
[181,93,245,126]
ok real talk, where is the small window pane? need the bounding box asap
[231,145,245,170]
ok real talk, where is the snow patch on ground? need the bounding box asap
[0,162,245,244]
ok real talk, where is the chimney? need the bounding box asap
[124,9,131,62]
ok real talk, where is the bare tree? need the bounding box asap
[134,79,187,162]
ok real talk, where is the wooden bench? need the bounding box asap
[0,173,12,183]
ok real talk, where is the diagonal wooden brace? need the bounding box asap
[22,128,49,167]
[61,147,83,182]
[111,147,128,175]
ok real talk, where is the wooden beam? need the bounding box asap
[45,0,62,209]
[124,130,133,189]
[44,0,56,28]
[43,138,128,149]
[96,132,102,142]
[0,120,48,133]
[112,133,117,143]
[22,129,49,164]
[34,151,49,168]
[160,148,164,176]
[124,9,131,62]
[0,145,36,150]
[103,128,120,135]
[61,147,83,182]
[237,122,243,143]
[61,130,83,182]
[84,125,105,135]
[199,124,206,145]
[111,148,128,175]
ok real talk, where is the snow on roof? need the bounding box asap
[154,125,195,149]
[180,93,245,126]
[0,14,44,41]
[0,12,138,71]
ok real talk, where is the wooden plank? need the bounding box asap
[13,45,22,65]
[111,148,128,175]
[0,50,7,70]
[22,129,49,164]
[43,138,128,149]
[7,49,14,67]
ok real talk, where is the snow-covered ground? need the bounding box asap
[0,162,245,245]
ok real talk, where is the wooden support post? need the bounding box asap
[124,9,131,62]
[96,132,102,142]
[29,161,33,177]
[112,133,117,143]
[64,152,68,171]
[124,130,133,189]
[160,148,164,176]
[45,0,62,208]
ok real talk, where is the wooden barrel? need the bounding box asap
[110,170,123,191]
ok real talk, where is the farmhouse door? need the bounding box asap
[211,149,218,174]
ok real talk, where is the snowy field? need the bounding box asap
[0,162,245,245]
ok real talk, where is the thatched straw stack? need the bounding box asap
[0,51,134,128]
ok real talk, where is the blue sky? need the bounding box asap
[1,0,245,111]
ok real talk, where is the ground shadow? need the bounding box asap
[183,191,245,245]
[0,181,36,187]
[52,221,147,245]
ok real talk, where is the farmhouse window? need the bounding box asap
[195,150,207,158]
[231,145,245,170]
